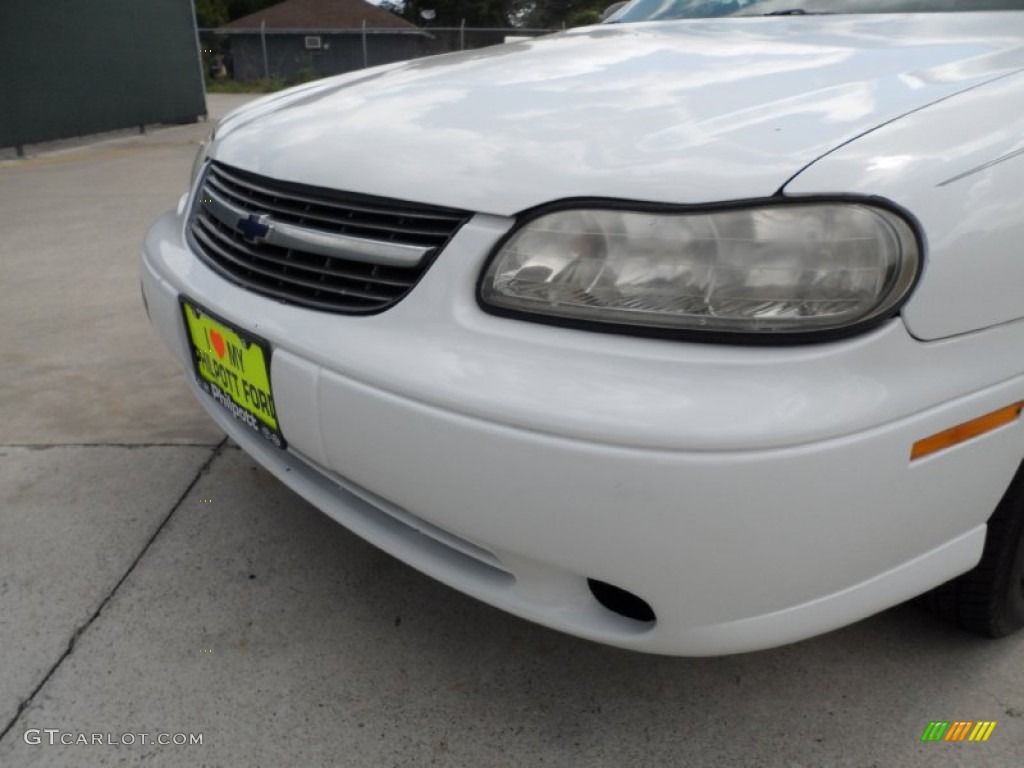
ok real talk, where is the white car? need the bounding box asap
[141,0,1024,655]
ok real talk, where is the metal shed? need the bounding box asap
[0,0,206,152]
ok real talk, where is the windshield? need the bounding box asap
[608,0,1024,22]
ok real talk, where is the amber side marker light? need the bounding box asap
[911,402,1024,461]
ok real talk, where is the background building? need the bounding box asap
[219,0,426,81]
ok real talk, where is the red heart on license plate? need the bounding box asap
[209,329,226,360]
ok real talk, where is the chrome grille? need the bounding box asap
[188,162,471,313]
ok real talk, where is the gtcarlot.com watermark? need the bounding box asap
[23,729,203,747]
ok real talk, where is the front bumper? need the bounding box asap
[141,206,1024,655]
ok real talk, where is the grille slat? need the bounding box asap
[210,163,466,225]
[196,216,417,289]
[206,174,458,242]
[192,228,387,310]
[188,162,470,314]
[193,221,404,303]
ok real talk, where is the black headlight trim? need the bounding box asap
[475,194,926,346]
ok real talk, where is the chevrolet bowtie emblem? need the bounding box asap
[237,213,271,243]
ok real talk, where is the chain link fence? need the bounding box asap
[199,26,558,85]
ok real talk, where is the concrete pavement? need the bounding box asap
[1,93,1023,767]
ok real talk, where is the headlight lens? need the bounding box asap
[189,129,216,187]
[480,203,920,339]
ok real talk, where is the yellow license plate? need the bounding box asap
[180,299,285,449]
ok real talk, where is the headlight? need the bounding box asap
[189,128,216,188]
[479,202,921,341]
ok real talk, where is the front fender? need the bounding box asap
[782,70,1024,341]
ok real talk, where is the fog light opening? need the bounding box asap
[587,579,656,624]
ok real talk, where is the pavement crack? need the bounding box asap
[0,437,229,743]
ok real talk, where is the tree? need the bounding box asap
[377,0,406,16]
[196,0,613,30]
[523,0,611,27]
[195,0,229,27]
[226,0,285,19]
[195,0,283,27]
[395,0,530,27]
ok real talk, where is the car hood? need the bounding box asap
[214,13,1024,216]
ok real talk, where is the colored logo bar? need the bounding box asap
[921,721,997,742]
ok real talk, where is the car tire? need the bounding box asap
[925,461,1024,638]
